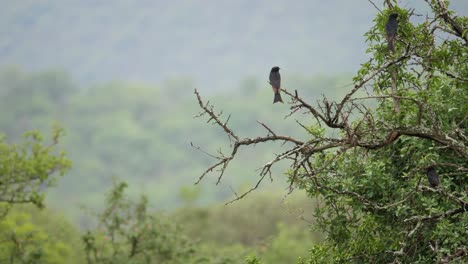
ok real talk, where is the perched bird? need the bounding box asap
[269,66,283,103]
[426,166,440,188]
[385,13,399,52]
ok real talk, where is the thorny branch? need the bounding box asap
[429,0,468,44]
[193,40,466,196]
[194,88,304,189]
[193,80,467,203]
[194,89,239,142]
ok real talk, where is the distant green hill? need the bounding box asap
[0,67,352,221]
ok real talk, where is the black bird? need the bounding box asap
[426,166,440,188]
[385,13,399,52]
[269,66,283,103]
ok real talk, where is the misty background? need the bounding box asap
[1,0,467,224]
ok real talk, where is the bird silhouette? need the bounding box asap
[269,66,283,103]
[426,166,440,188]
[385,13,399,52]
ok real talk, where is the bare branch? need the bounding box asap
[194,89,239,142]
[257,121,276,136]
[225,172,267,205]
[367,0,382,13]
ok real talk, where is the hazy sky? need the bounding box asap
[0,0,467,90]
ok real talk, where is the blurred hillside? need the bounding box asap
[0,67,353,222]
[1,1,466,90]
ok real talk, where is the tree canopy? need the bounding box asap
[194,1,467,262]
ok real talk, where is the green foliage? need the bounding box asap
[173,192,321,246]
[297,2,468,263]
[245,255,263,264]
[0,126,71,214]
[260,223,313,263]
[173,192,321,263]
[81,182,320,264]
[82,180,198,264]
[0,206,84,264]
[196,243,250,264]
[0,124,73,263]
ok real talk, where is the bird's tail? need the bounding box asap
[388,38,395,52]
[273,92,283,104]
